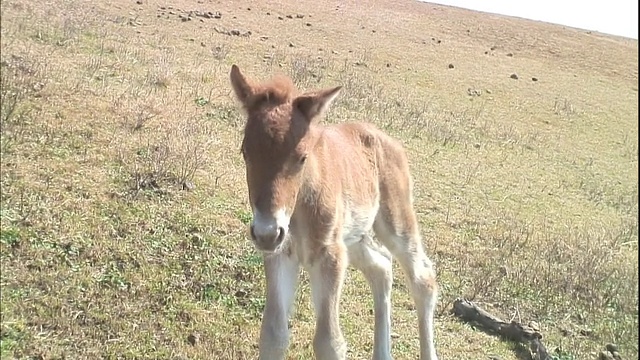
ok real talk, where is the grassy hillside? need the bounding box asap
[1,0,637,359]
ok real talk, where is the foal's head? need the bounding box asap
[230,65,342,253]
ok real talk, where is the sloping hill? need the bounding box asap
[1,0,637,359]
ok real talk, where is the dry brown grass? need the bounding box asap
[1,0,637,359]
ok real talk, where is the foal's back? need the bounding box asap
[311,122,417,238]
[318,121,414,205]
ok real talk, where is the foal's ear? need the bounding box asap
[230,65,254,104]
[294,86,342,121]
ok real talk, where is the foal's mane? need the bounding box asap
[244,74,297,111]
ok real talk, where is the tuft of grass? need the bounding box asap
[553,97,577,119]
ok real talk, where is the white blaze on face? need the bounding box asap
[251,207,291,239]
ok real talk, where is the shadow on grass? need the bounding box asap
[510,342,533,360]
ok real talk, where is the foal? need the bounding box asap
[230,65,439,360]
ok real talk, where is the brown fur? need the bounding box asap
[230,64,439,360]
[241,74,296,111]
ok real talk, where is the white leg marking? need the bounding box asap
[375,222,438,360]
[400,249,438,360]
[259,252,300,360]
[308,250,348,360]
[348,235,394,360]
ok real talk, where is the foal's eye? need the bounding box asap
[299,154,308,165]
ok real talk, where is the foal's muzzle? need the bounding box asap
[249,208,290,252]
[250,224,286,252]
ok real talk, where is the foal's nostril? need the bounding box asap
[250,224,285,250]
[276,226,285,243]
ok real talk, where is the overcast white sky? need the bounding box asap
[425,0,638,39]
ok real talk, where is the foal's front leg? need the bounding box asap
[308,244,348,360]
[259,252,300,360]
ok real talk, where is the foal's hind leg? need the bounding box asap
[348,234,394,360]
[373,212,438,360]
